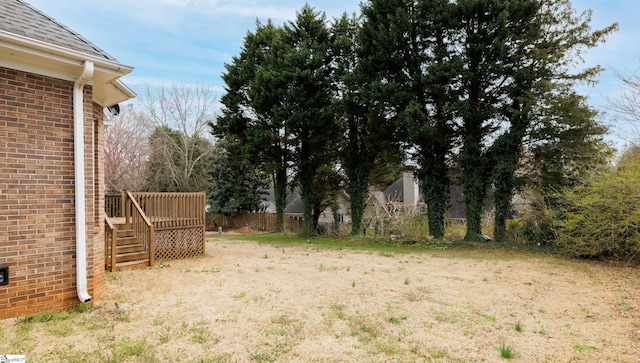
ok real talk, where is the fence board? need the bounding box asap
[207,213,306,233]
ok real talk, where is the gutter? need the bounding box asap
[0,30,135,106]
[73,61,94,303]
[0,30,133,77]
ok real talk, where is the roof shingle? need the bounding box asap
[0,0,117,61]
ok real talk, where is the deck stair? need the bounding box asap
[105,191,206,270]
[104,190,155,272]
[113,226,150,269]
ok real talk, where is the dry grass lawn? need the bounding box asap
[1,235,639,362]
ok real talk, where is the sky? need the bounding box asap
[27,0,640,145]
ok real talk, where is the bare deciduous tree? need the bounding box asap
[608,70,640,145]
[104,105,149,192]
[139,83,217,192]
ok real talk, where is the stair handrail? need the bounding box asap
[104,212,118,271]
[125,191,155,267]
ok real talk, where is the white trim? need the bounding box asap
[0,30,135,106]
[0,30,133,74]
[0,57,77,82]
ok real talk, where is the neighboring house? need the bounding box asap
[379,171,471,219]
[261,188,298,215]
[262,187,351,224]
[283,191,351,224]
[0,0,134,318]
[377,171,516,220]
[381,169,422,213]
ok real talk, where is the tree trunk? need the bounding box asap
[346,165,369,235]
[422,156,449,239]
[299,163,316,237]
[493,169,514,242]
[274,167,287,233]
[461,135,489,241]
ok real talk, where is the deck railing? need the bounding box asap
[104,192,154,270]
[104,212,117,271]
[105,193,124,218]
[131,192,206,230]
[125,191,155,268]
[105,191,205,265]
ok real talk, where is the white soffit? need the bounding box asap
[0,30,135,106]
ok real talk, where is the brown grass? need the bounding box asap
[1,236,639,362]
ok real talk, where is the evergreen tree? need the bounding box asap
[209,138,269,214]
[331,12,376,235]
[529,86,612,193]
[351,0,411,235]
[406,0,459,239]
[280,5,341,235]
[145,126,212,192]
[488,0,617,241]
[213,20,291,232]
[455,0,540,241]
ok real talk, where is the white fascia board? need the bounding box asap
[0,30,135,106]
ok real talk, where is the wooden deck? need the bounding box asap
[105,192,206,271]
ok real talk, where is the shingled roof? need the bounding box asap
[0,0,117,61]
[0,0,134,106]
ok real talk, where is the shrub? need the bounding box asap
[516,188,558,246]
[397,214,432,242]
[554,147,640,262]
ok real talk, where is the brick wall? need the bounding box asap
[91,102,106,296]
[0,66,105,318]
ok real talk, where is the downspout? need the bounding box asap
[73,61,94,303]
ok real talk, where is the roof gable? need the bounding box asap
[383,178,404,202]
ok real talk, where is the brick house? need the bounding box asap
[0,0,134,318]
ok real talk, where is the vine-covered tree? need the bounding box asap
[330,12,369,235]
[404,0,459,239]
[453,0,541,240]
[331,12,404,235]
[281,5,342,235]
[349,0,409,234]
[488,0,617,241]
[214,0,615,240]
[360,0,461,240]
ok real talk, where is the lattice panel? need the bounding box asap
[154,227,204,260]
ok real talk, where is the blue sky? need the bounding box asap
[28,0,361,92]
[28,0,640,144]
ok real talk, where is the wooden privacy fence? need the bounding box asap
[207,213,306,233]
[208,213,275,231]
